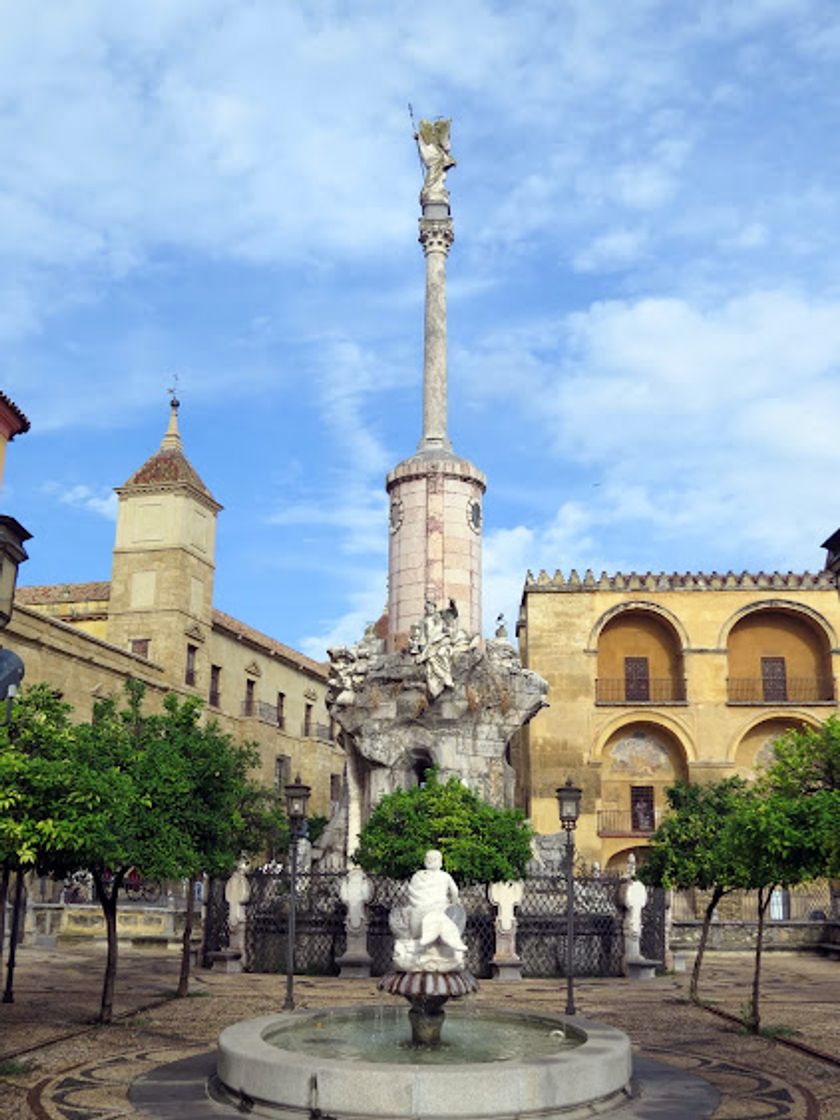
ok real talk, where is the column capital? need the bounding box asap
[419,217,454,257]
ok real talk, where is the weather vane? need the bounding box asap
[167,374,180,410]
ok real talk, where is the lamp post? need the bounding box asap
[0,516,31,630]
[556,778,582,1016]
[0,517,28,1005]
[283,775,311,1011]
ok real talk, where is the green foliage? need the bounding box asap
[353,774,533,885]
[307,814,328,846]
[724,788,824,891]
[0,1057,35,1076]
[762,716,840,795]
[0,684,77,867]
[761,718,840,877]
[639,778,749,892]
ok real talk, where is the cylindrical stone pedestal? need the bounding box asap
[386,453,486,649]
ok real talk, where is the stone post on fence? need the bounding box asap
[336,867,374,978]
[209,863,249,973]
[488,880,524,980]
[618,854,659,981]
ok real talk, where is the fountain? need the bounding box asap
[215,848,634,1119]
[377,848,479,1046]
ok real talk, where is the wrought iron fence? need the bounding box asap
[241,868,667,978]
[202,875,231,965]
[244,870,346,975]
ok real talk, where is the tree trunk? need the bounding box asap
[689,885,724,1003]
[0,861,10,966]
[177,875,198,998]
[748,885,774,1034]
[1,870,25,1003]
[93,869,124,1024]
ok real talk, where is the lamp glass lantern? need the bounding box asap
[284,775,311,826]
[0,517,31,630]
[556,779,582,831]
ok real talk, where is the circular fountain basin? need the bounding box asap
[216,1004,632,1119]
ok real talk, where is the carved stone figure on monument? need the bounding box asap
[415,118,456,204]
[327,645,357,706]
[410,599,455,698]
[390,849,467,973]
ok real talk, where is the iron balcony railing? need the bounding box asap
[315,721,334,743]
[241,700,286,728]
[597,809,663,837]
[595,678,686,703]
[727,677,835,704]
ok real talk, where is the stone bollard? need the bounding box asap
[209,863,249,974]
[617,857,659,981]
[336,867,374,978]
[488,880,524,980]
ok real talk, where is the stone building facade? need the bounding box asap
[10,403,343,818]
[516,555,840,868]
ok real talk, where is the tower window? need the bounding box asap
[304,702,313,737]
[244,678,256,717]
[185,644,197,686]
[209,665,221,708]
[276,691,286,729]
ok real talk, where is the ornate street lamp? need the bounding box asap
[0,516,31,630]
[556,778,582,1016]
[283,775,311,1011]
[0,516,28,1004]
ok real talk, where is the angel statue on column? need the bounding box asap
[415,118,456,205]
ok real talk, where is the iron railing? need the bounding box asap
[597,809,663,837]
[240,699,286,727]
[727,676,834,703]
[240,869,668,979]
[595,677,686,703]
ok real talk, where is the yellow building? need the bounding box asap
[516,557,840,869]
[9,401,343,818]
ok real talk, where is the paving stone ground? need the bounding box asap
[0,945,838,1119]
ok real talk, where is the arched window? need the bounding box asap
[596,610,685,704]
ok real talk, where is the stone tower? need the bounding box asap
[107,398,222,690]
[386,119,486,649]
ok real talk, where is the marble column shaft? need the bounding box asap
[419,216,454,452]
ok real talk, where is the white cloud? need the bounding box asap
[44,482,118,521]
[573,228,648,272]
[299,577,387,660]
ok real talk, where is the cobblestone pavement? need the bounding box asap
[0,945,838,1119]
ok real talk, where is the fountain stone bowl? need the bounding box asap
[215,1003,633,1120]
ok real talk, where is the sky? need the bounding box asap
[4,1,840,660]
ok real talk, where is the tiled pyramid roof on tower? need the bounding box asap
[118,398,220,508]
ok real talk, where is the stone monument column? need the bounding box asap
[419,211,454,453]
[386,119,486,649]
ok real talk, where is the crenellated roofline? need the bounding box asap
[523,568,837,593]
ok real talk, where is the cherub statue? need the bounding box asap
[415,118,456,204]
[390,850,467,973]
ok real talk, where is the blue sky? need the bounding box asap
[4,1,840,659]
